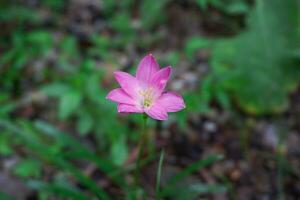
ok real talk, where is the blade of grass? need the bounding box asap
[189,183,227,193]
[34,121,127,187]
[34,121,117,172]
[162,182,227,200]
[168,154,223,186]
[28,180,90,200]
[160,154,223,198]
[0,120,112,200]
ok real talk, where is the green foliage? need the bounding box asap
[28,180,90,200]
[166,183,226,200]
[0,120,119,200]
[140,0,170,29]
[196,0,219,10]
[41,59,131,165]
[161,154,224,199]
[1,0,298,199]
[111,136,129,166]
[110,12,133,35]
[196,0,249,14]
[88,35,114,60]
[189,0,300,115]
[109,12,137,47]
[0,5,40,23]
[167,154,223,186]
[185,37,213,60]
[0,119,223,199]
[13,159,42,178]
[40,0,66,10]
[0,132,13,156]
[0,31,53,93]
[59,90,82,120]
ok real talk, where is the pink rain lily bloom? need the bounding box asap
[106,54,185,120]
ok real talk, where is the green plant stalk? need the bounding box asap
[135,113,148,186]
[155,150,165,200]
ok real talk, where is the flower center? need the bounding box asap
[139,88,154,108]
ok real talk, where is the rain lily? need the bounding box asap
[106,54,185,120]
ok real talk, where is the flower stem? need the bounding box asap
[155,150,165,200]
[135,113,148,186]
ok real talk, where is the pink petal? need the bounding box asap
[136,54,160,85]
[156,92,186,112]
[118,104,143,113]
[114,71,140,98]
[145,103,168,120]
[106,88,135,105]
[150,66,171,95]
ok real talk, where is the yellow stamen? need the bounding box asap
[139,88,154,108]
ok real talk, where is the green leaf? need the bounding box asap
[163,51,180,67]
[0,120,113,200]
[0,103,16,117]
[196,0,248,14]
[76,112,93,136]
[225,1,249,14]
[111,138,128,166]
[0,133,13,156]
[41,83,71,97]
[208,0,300,114]
[198,75,214,112]
[189,183,227,194]
[184,37,212,59]
[140,0,170,29]
[164,183,226,200]
[195,0,219,10]
[161,155,223,200]
[0,5,39,23]
[33,121,126,187]
[41,0,66,10]
[196,0,208,9]
[167,154,223,186]
[28,180,90,200]
[58,90,82,119]
[13,159,41,178]
[86,73,102,101]
[110,12,133,35]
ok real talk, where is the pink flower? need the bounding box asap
[106,54,185,120]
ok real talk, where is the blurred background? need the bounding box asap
[0,0,300,199]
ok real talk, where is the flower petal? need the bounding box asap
[145,103,168,120]
[150,66,171,95]
[106,88,135,105]
[114,71,140,98]
[136,54,160,85]
[156,92,186,112]
[118,104,143,113]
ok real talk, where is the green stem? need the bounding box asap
[135,113,148,186]
[155,150,165,200]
